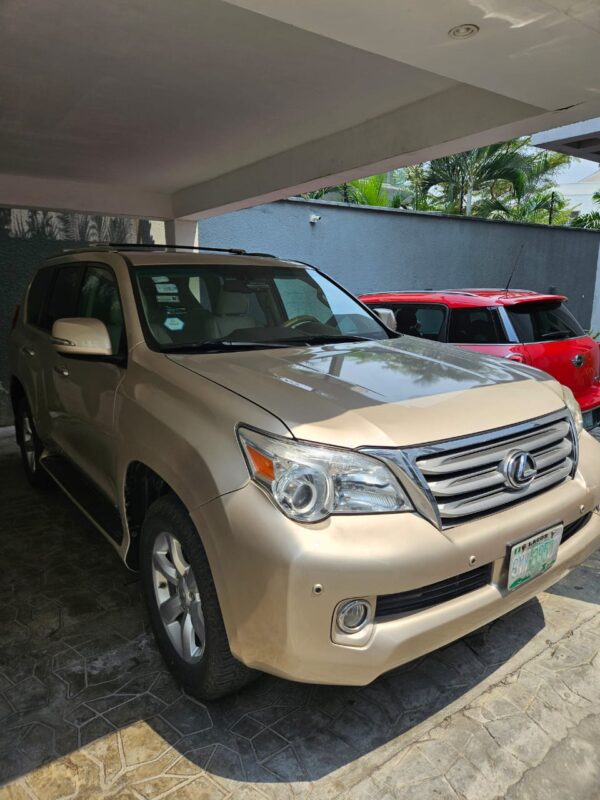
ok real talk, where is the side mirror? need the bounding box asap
[51,318,113,356]
[373,308,397,331]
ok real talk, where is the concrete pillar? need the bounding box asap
[164,218,198,247]
[589,241,600,334]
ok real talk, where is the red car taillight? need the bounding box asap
[11,304,20,331]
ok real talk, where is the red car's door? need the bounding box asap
[454,342,530,362]
[505,300,599,392]
[520,336,598,394]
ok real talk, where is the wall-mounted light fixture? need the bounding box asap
[309,214,321,224]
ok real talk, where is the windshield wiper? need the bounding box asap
[162,340,291,353]
[272,334,376,345]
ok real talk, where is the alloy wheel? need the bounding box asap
[151,531,206,663]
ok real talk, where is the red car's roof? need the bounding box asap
[359,289,567,308]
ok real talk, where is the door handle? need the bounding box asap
[54,365,70,378]
[21,346,36,357]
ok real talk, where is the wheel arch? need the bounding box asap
[123,460,184,569]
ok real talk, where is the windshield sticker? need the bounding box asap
[152,276,170,283]
[155,283,178,294]
[157,295,180,303]
[164,317,185,331]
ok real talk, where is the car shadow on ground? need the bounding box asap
[546,550,600,606]
[0,431,547,786]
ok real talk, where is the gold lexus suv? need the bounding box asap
[9,246,600,699]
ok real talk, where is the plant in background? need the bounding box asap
[477,190,571,225]
[300,138,575,224]
[571,191,600,230]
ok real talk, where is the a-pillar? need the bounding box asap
[164,218,198,247]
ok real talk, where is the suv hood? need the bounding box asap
[168,337,565,448]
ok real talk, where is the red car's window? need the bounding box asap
[506,301,584,343]
[376,303,446,340]
[448,308,508,344]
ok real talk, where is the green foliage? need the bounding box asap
[571,190,600,229]
[477,190,571,225]
[303,138,578,225]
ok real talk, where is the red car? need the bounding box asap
[360,289,600,429]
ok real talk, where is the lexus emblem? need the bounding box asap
[572,354,585,368]
[501,450,537,490]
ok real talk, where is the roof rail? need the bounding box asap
[61,243,279,258]
[110,242,279,258]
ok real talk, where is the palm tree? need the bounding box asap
[424,141,530,215]
[477,190,570,225]
[571,190,600,230]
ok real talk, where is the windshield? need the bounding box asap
[506,301,585,343]
[133,263,391,351]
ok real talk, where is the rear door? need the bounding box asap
[14,266,56,440]
[505,301,598,394]
[447,306,528,361]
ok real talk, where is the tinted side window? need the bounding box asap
[448,308,507,344]
[392,304,446,340]
[77,266,125,354]
[26,267,54,327]
[42,266,83,331]
[507,302,584,342]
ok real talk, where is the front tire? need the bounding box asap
[140,495,258,700]
[16,397,52,489]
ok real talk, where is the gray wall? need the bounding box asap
[200,198,600,327]
[0,239,88,425]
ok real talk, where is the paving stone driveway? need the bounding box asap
[0,425,599,800]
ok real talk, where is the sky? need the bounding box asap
[555,156,599,183]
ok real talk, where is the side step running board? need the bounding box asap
[41,454,124,544]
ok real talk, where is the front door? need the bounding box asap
[46,263,126,502]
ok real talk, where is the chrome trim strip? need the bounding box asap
[364,409,577,531]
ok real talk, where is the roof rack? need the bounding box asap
[61,242,278,258]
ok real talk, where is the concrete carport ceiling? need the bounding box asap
[1,0,600,222]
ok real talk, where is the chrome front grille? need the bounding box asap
[366,410,577,529]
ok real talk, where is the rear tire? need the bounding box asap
[16,397,52,489]
[140,495,258,700]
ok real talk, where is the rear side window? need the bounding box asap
[448,308,507,344]
[42,265,82,331]
[507,302,584,342]
[26,267,54,327]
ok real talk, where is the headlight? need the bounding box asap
[562,385,583,434]
[237,427,412,522]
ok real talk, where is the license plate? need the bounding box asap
[507,524,563,591]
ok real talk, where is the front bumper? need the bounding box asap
[192,432,600,686]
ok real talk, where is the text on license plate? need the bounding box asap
[508,524,563,591]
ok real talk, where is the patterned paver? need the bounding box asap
[0,425,599,799]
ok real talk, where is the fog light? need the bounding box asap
[336,599,371,634]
